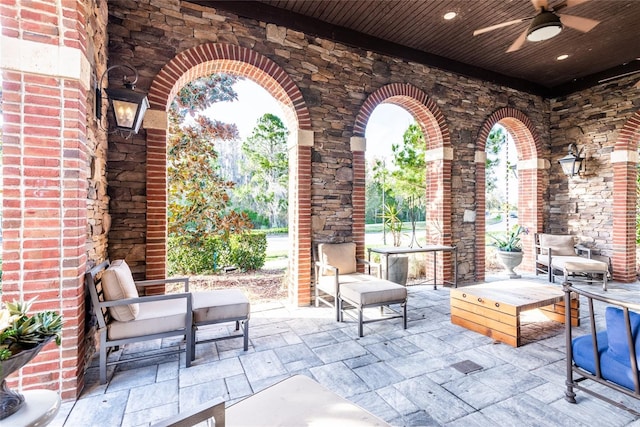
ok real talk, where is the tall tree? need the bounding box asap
[238,113,289,228]
[167,74,252,239]
[390,123,427,204]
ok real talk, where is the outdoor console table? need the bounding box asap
[368,245,457,289]
[450,280,580,347]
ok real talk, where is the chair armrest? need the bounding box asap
[135,277,189,291]
[315,261,338,275]
[357,258,381,278]
[575,245,592,259]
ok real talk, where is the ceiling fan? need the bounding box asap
[473,0,600,53]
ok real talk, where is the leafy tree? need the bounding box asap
[238,113,289,228]
[390,123,427,204]
[486,125,507,194]
[167,74,253,241]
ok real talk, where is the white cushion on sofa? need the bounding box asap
[102,259,140,321]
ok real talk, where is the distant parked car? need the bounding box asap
[509,212,518,218]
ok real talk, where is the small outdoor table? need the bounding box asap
[368,245,457,289]
[450,280,580,347]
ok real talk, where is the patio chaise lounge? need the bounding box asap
[87,259,249,384]
[535,233,608,290]
[315,242,408,336]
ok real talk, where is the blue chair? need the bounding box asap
[563,282,640,416]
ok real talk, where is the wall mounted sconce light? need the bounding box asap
[558,143,585,177]
[96,64,149,136]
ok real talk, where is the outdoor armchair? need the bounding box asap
[313,242,380,320]
[86,259,194,385]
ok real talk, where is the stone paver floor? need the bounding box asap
[50,275,640,426]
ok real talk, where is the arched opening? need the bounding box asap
[144,44,313,306]
[484,124,520,277]
[353,83,452,283]
[475,108,544,282]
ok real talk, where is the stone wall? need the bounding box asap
[107,0,549,283]
[549,75,640,278]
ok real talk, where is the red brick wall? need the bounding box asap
[1,0,98,400]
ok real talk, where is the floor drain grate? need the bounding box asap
[451,360,483,374]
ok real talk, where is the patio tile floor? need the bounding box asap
[50,275,640,426]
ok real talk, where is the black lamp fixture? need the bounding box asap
[96,64,149,135]
[558,143,585,177]
[526,10,562,42]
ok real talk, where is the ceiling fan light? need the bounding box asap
[526,11,562,42]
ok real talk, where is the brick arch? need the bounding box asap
[352,83,454,283]
[611,110,640,282]
[475,108,543,281]
[145,43,313,306]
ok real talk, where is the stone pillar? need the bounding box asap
[288,129,313,306]
[611,150,638,282]
[1,0,92,399]
[351,136,366,269]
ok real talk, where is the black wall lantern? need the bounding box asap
[558,143,585,177]
[96,64,149,135]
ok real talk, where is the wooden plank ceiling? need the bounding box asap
[200,1,640,97]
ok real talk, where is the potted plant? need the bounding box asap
[490,225,527,279]
[380,203,408,285]
[0,298,63,419]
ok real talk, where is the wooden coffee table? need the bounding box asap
[450,280,579,347]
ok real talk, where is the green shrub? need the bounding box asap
[229,232,267,271]
[168,232,267,275]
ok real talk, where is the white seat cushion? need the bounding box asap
[192,290,250,324]
[341,281,407,306]
[552,256,608,273]
[102,259,140,321]
[107,298,187,340]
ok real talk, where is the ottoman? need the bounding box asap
[551,256,608,290]
[191,289,250,358]
[339,280,408,337]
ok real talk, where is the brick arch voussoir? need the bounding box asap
[614,110,640,152]
[475,108,541,161]
[353,83,450,147]
[148,43,311,130]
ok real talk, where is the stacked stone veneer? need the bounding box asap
[550,80,640,281]
[107,0,553,293]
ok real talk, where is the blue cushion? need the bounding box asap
[605,306,640,366]
[573,332,640,390]
[572,331,608,375]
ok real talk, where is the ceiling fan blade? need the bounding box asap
[564,0,591,8]
[531,0,549,12]
[473,18,527,36]
[559,14,600,32]
[506,28,528,53]
[551,0,590,13]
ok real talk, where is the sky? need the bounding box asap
[205,79,413,162]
